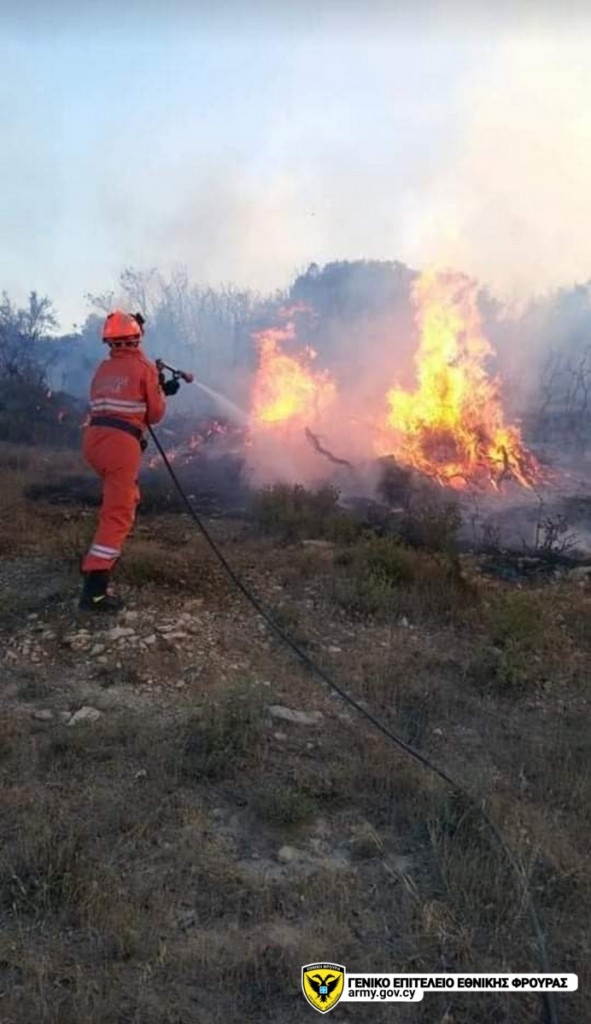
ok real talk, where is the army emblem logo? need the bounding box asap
[302,963,345,1013]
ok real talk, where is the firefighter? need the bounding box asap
[79,310,179,612]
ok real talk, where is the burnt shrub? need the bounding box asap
[400,499,462,556]
[0,379,81,448]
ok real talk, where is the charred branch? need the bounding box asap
[304,427,354,469]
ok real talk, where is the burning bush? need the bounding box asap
[375,269,542,490]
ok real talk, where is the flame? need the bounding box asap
[147,420,241,469]
[377,269,541,489]
[250,312,336,430]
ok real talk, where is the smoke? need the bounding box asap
[146,167,325,296]
[404,36,591,304]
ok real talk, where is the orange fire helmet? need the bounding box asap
[102,310,143,343]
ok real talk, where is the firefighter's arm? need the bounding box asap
[143,362,167,425]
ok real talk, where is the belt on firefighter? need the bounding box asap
[88,416,145,446]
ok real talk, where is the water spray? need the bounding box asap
[155,359,251,424]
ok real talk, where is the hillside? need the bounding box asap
[0,442,589,1024]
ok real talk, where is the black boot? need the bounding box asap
[79,571,124,613]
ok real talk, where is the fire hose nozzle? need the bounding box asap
[156,359,195,384]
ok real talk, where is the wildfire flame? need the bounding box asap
[377,269,541,490]
[139,276,545,495]
[250,311,336,430]
[147,420,240,469]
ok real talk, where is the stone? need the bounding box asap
[67,706,103,726]
[90,644,106,657]
[326,645,342,654]
[268,705,323,726]
[273,731,288,741]
[277,845,301,864]
[32,709,53,722]
[143,635,157,645]
[104,626,135,642]
[63,631,90,647]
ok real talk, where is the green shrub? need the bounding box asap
[174,695,265,782]
[465,644,526,693]
[336,534,417,585]
[486,591,547,651]
[252,483,359,543]
[475,591,567,691]
[332,534,472,623]
[252,781,316,827]
[332,536,418,618]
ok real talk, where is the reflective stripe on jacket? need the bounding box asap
[88,347,166,431]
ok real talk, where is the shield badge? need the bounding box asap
[302,963,345,1013]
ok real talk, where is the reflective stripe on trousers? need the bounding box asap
[81,426,141,573]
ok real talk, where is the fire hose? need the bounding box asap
[146,424,559,1024]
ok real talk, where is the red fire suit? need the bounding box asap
[81,347,166,573]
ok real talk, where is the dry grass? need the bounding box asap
[0,444,588,1024]
[118,536,225,598]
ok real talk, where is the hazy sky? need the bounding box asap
[1,1,590,329]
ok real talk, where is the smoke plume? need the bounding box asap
[405,36,591,304]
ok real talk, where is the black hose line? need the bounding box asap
[148,425,558,1024]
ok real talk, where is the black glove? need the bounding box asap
[162,377,180,397]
